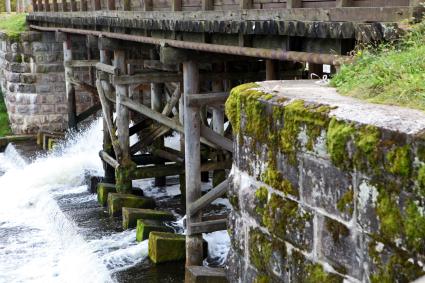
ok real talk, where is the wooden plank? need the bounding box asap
[188,179,229,217]
[152,148,184,163]
[76,103,101,123]
[188,219,227,235]
[68,75,97,96]
[96,62,119,75]
[144,60,178,72]
[99,150,119,169]
[65,60,98,68]
[129,119,151,136]
[186,92,229,107]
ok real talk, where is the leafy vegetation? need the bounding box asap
[331,19,425,112]
[0,13,27,40]
[0,90,11,137]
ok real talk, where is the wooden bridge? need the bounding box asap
[26,0,423,281]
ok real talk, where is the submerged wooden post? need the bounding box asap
[62,33,77,130]
[114,49,132,193]
[183,61,203,267]
[266,60,278,80]
[99,48,116,184]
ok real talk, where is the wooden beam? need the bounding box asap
[129,119,151,136]
[99,150,119,169]
[65,60,98,68]
[152,148,184,163]
[144,60,178,72]
[112,72,181,85]
[186,92,229,107]
[76,103,101,123]
[131,154,167,165]
[188,219,227,235]
[188,179,229,217]
[96,62,119,75]
[68,75,97,96]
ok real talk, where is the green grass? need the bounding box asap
[331,19,425,112]
[0,13,27,40]
[0,90,11,137]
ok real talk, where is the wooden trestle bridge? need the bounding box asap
[26,0,423,281]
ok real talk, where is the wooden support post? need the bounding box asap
[70,0,76,11]
[202,0,213,10]
[172,0,181,11]
[286,0,302,8]
[142,0,152,11]
[37,0,43,11]
[240,0,252,9]
[52,0,58,11]
[123,0,130,10]
[114,49,132,193]
[63,34,77,130]
[81,0,87,11]
[100,49,116,183]
[107,0,115,10]
[336,0,352,7]
[266,60,278,80]
[93,0,101,10]
[183,61,203,267]
[151,50,166,187]
[43,0,50,11]
[62,0,68,11]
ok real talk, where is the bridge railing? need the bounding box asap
[31,0,421,13]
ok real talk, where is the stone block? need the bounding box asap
[20,73,37,84]
[136,219,174,242]
[122,207,175,229]
[148,232,186,264]
[20,31,42,42]
[108,193,154,217]
[97,183,144,206]
[32,42,49,52]
[35,63,64,73]
[185,266,228,283]
[301,155,354,221]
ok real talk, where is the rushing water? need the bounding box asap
[0,119,230,283]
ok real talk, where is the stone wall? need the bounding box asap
[225,80,425,283]
[0,31,95,134]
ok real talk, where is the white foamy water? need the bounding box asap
[0,119,230,283]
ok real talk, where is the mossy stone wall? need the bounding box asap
[226,81,425,283]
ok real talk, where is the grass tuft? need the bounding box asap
[0,13,27,40]
[331,19,425,112]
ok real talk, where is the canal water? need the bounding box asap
[0,119,230,283]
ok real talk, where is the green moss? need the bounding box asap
[0,14,27,41]
[354,125,381,172]
[375,190,402,241]
[261,166,298,196]
[417,165,425,196]
[370,253,425,283]
[326,118,355,170]
[336,189,354,216]
[254,275,270,283]
[249,228,273,271]
[0,90,11,137]
[325,218,350,242]
[148,232,186,264]
[385,145,412,177]
[305,264,342,283]
[115,161,137,193]
[280,100,331,164]
[404,201,425,252]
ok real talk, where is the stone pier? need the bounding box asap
[226,80,425,283]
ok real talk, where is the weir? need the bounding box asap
[0,0,424,282]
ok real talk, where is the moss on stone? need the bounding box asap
[249,228,273,272]
[354,125,381,172]
[305,263,342,283]
[336,189,354,216]
[115,161,137,193]
[375,190,402,241]
[148,232,186,264]
[255,186,268,220]
[404,201,425,252]
[325,218,350,242]
[254,275,270,283]
[326,118,355,170]
[136,219,173,242]
[385,145,412,177]
[261,166,298,197]
[417,165,425,197]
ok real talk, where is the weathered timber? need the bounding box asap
[63,33,77,130]
[144,60,178,72]
[131,154,167,165]
[186,92,229,108]
[0,135,37,152]
[152,148,184,163]
[129,118,151,136]
[111,72,181,85]
[99,150,119,169]
[183,60,203,266]
[64,59,98,68]
[185,266,228,283]
[96,62,119,75]
[117,95,233,152]
[142,0,152,11]
[188,219,227,235]
[266,59,278,80]
[287,0,302,8]
[188,179,229,217]
[76,103,101,123]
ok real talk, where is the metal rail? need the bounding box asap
[30,25,353,66]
